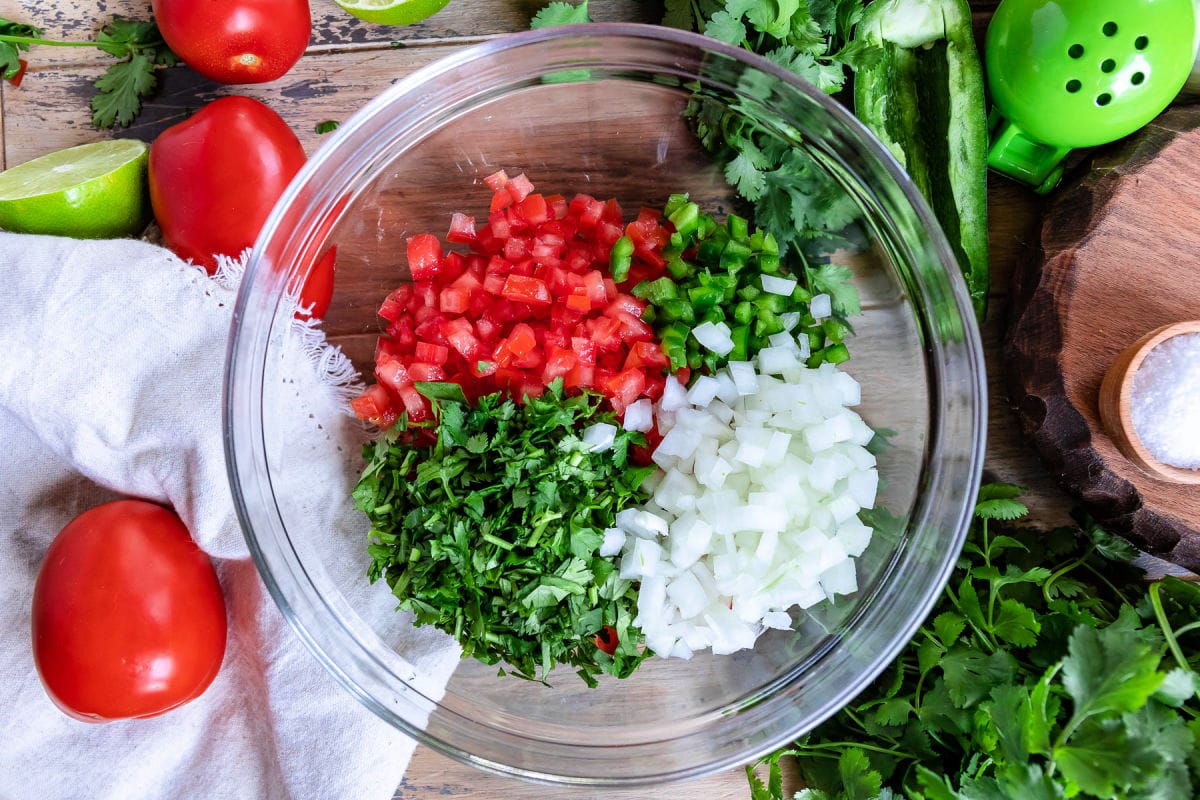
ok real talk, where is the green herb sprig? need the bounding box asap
[0,16,176,129]
[353,380,654,687]
[751,484,1200,799]
[663,0,880,261]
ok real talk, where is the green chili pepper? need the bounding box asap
[609,235,634,282]
[852,0,989,321]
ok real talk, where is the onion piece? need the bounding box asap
[616,355,877,659]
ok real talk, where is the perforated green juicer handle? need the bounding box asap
[985,0,1197,193]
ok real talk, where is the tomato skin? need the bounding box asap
[31,500,227,723]
[149,96,306,273]
[295,247,336,320]
[152,0,310,84]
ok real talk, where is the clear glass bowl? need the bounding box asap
[225,23,986,786]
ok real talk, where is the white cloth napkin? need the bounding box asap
[0,232,459,799]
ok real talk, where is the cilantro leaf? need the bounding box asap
[837,748,882,800]
[974,497,1029,521]
[1053,717,1144,797]
[703,9,746,45]
[1061,622,1165,723]
[992,599,1040,647]
[807,263,861,317]
[661,0,699,31]
[91,53,156,128]
[531,0,590,29]
[941,647,1016,708]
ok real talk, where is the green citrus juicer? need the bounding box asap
[986,0,1197,193]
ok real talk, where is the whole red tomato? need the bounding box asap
[152,0,311,84]
[149,96,306,273]
[31,500,227,723]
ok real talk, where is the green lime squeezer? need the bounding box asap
[986,0,1197,193]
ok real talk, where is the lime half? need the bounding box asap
[0,139,150,239]
[334,0,451,26]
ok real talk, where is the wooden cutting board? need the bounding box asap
[1005,105,1200,570]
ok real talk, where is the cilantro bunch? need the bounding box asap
[353,381,654,687]
[0,17,176,128]
[662,0,878,262]
[751,484,1200,799]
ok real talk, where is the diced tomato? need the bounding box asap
[440,286,470,314]
[563,362,595,389]
[503,323,537,358]
[446,212,477,244]
[408,362,447,382]
[589,315,624,351]
[506,173,535,203]
[439,317,479,359]
[407,233,443,281]
[350,384,398,428]
[542,346,578,381]
[624,340,670,370]
[414,341,449,364]
[378,286,410,322]
[593,625,619,655]
[516,192,548,225]
[356,173,677,428]
[375,355,412,395]
[545,194,568,219]
[501,275,552,305]
[565,290,591,312]
[489,213,511,240]
[484,170,509,191]
[504,236,528,261]
[605,294,645,319]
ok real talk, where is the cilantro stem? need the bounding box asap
[792,741,913,760]
[1042,546,1095,604]
[0,32,165,53]
[1148,581,1190,673]
[1080,560,1133,612]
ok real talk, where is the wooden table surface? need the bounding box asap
[0,0,1074,797]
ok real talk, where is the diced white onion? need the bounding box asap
[761,274,798,296]
[661,376,689,412]
[623,399,654,432]
[600,527,626,557]
[810,293,833,319]
[686,375,721,407]
[692,321,734,356]
[581,423,616,452]
[616,357,878,659]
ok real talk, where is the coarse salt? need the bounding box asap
[1130,333,1200,469]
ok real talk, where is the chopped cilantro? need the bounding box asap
[354,380,652,686]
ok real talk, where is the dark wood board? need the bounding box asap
[1005,106,1200,569]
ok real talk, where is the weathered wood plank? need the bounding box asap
[0,0,662,69]
[398,748,752,800]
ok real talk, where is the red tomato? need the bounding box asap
[149,96,306,273]
[295,247,336,320]
[31,500,227,723]
[5,58,27,87]
[151,0,310,84]
[593,625,619,655]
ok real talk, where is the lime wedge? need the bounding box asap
[0,139,150,239]
[334,0,451,26]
